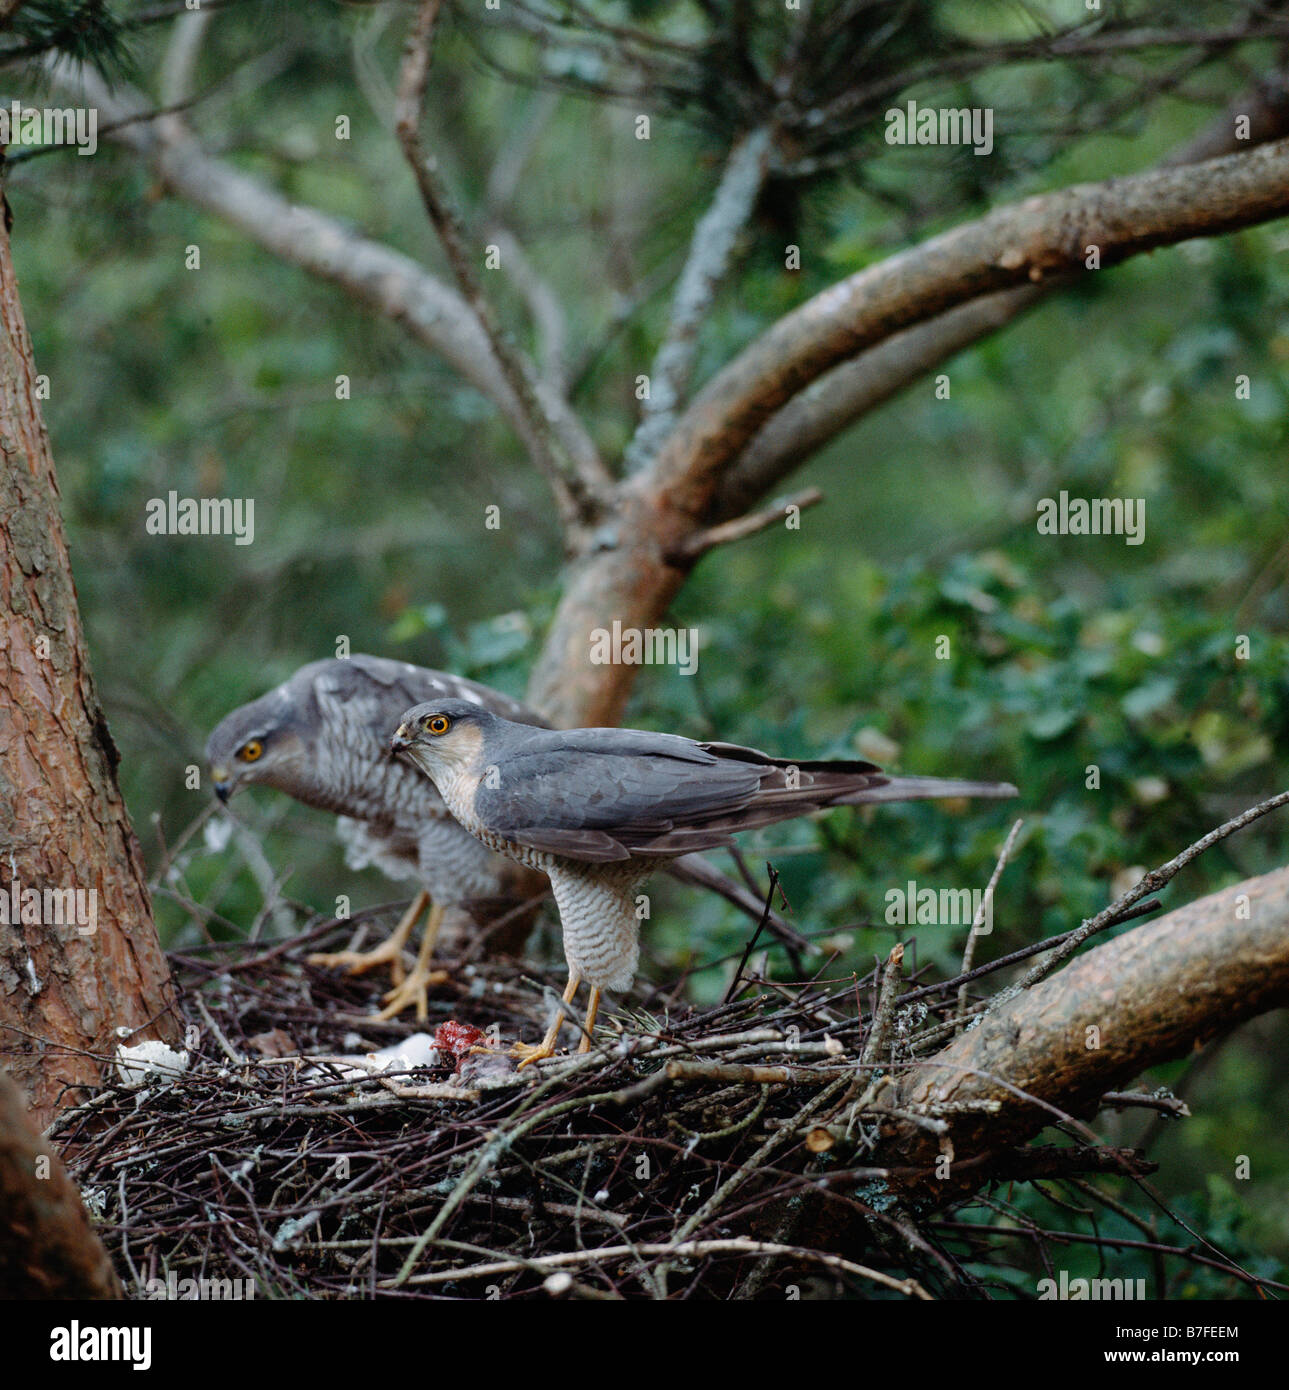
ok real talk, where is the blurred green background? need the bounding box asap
[8,0,1289,1289]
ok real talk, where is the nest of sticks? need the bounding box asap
[52,889,1255,1301]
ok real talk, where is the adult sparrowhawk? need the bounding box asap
[206,655,802,1019]
[390,698,1017,1062]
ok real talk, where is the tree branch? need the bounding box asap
[484,225,570,399]
[49,58,606,515]
[715,286,1046,520]
[717,73,1289,518]
[986,787,1289,1016]
[623,126,774,474]
[394,0,606,530]
[881,865,1289,1205]
[652,137,1289,518]
[665,486,822,565]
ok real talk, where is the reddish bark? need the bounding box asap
[0,187,179,1129]
[0,1068,121,1297]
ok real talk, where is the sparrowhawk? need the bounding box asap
[390,698,1018,1062]
[205,655,802,1019]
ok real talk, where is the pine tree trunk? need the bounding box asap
[0,185,179,1130]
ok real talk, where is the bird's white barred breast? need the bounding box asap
[548,863,648,993]
[422,753,648,989]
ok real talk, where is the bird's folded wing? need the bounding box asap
[476,727,1016,865]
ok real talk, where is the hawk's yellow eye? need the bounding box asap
[240,740,263,762]
[424,715,450,736]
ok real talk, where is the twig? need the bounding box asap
[894,898,1162,1010]
[986,789,1289,1014]
[192,995,242,1066]
[1101,1091,1191,1118]
[389,1237,931,1298]
[394,0,606,528]
[666,488,824,565]
[860,941,904,1068]
[722,865,780,1003]
[623,126,774,473]
[957,818,1023,1033]
[664,1059,840,1086]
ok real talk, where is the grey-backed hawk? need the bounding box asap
[390,698,1017,1061]
[206,655,801,1019]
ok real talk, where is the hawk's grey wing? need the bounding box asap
[474,725,1013,863]
[472,727,878,860]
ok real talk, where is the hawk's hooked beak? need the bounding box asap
[388,724,412,761]
[211,766,231,803]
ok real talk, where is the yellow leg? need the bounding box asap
[576,986,602,1054]
[374,902,450,1022]
[512,974,580,1067]
[308,889,428,984]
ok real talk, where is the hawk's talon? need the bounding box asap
[362,900,448,1021]
[509,976,598,1066]
[373,963,451,1023]
[307,939,407,981]
[306,889,430,985]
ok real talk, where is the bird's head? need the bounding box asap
[389,698,495,781]
[205,690,311,803]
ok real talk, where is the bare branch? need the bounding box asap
[391,1236,930,1298]
[718,72,1289,517]
[623,126,774,474]
[158,5,211,110]
[478,90,569,394]
[666,486,822,565]
[716,286,1045,519]
[653,137,1289,516]
[884,864,1289,1204]
[1162,70,1289,166]
[48,60,606,513]
[394,0,607,528]
[1101,1091,1191,1118]
[860,941,904,1069]
[986,788,1289,1016]
[955,818,1024,1034]
[484,225,569,398]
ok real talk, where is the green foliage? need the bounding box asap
[8,0,1289,1268]
[5,0,132,78]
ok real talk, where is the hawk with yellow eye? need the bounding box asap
[205,655,805,1019]
[391,699,1017,1063]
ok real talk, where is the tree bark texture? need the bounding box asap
[0,186,179,1129]
[881,867,1289,1205]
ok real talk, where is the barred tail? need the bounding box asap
[838,776,1018,805]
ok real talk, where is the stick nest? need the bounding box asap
[51,910,1231,1301]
